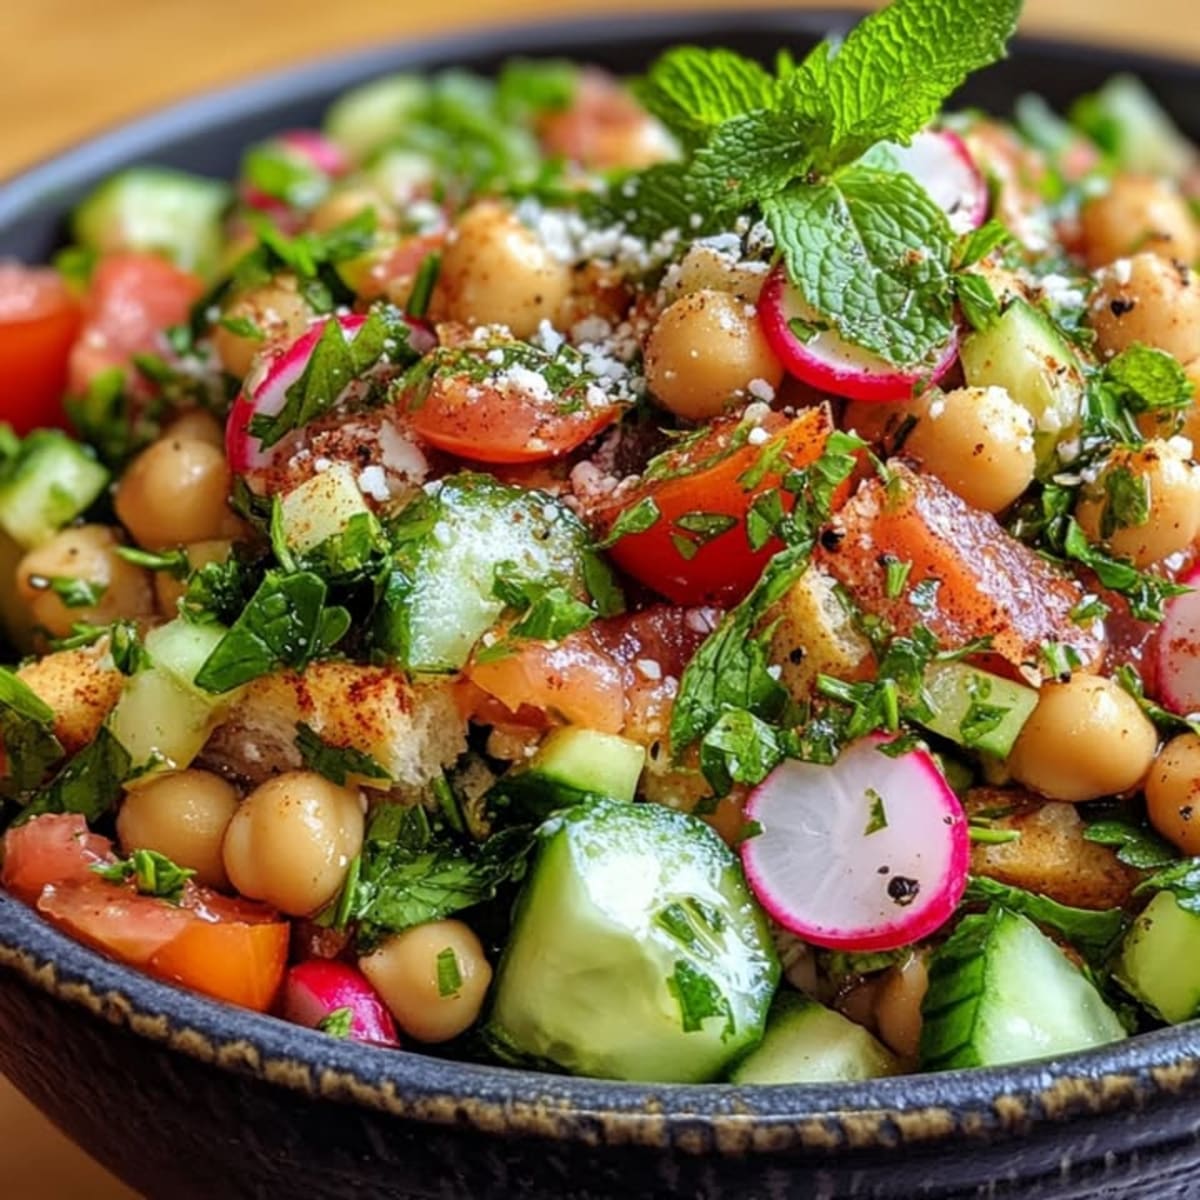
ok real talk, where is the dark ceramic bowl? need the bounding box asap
[3,11,1200,1199]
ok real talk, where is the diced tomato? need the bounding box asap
[149,913,289,1013]
[817,462,1106,672]
[466,632,626,732]
[0,263,82,433]
[1,813,115,904]
[595,407,845,606]
[68,252,203,393]
[38,878,195,965]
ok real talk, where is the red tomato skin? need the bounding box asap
[0,265,81,433]
[1,813,115,904]
[597,407,844,606]
[67,252,202,393]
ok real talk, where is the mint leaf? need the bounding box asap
[1082,817,1178,870]
[764,166,956,368]
[1103,343,1194,414]
[295,722,392,786]
[667,959,736,1038]
[19,728,130,824]
[0,668,65,796]
[635,46,776,143]
[803,0,1022,168]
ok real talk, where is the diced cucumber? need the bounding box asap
[0,431,109,549]
[363,148,438,204]
[107,619,239,778]
[920,905,1126,1071]
[375,473,613,674]
[729,993,900,1084]
[279,464,371,555]
[323,74,430,162]
[1070,74,1195,179]
[1116,891,1200,1023]
[919,662,1038,759]
[485,799,779,1083]
[488,727,645,820]
[72,167,231,278]
[960,298,1084,465]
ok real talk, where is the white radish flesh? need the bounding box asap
[1157,564,1200,715]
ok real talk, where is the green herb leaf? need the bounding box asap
[698,709,785,796]
[666,959,735,1039]
[1114,662,1200,739]
[864,787,888,835]
[1103,342,1194,413]
[19,728,131,824]
[955,220,1012,268]
[295,722,392,786]
[883,555,913,599]
[36,576,107,609]
[93,848,196,902]
[596,496,661,548]
[115,546,191,578]
[0,667,65,796]
[436,946,463,997]
[1136,857,1200,915]
[1083,817,1178,869]
[1100,465,1150,539]
[316,1007,354,1039]
[956,271,1001,332]
[218,314,265,340]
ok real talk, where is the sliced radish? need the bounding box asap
[1156,564,1200,715]
[879,129,988,234]
[281,959,400,1047]
[740,734,969,952]
[758,264,959,403]
[225,312,435,476]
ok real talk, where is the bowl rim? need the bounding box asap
[4,5,1200,1157]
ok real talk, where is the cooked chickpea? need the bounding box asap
[118,769,240,889]
[222,770,364,916]
[1080,175,1199,270]
[1089,253,1200,364]
[1146,734,1200,854]
[154,538,233,617]
[308,185,393,235]
[644,289,784,421]
[874,952,929,1061]
[673,243,769,303]
[359,919,492,1043]
[115,437,235,549]
[16,525,154,639]
[212,274,313,379]
[1075,439,1200,567]
[850,386,1035,513]
[1008,675,1158,803]
[432,201,572,339]
[161,408,225,449]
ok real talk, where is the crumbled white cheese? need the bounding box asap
[357,465,389,503]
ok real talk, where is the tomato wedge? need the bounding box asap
[68,252,203,393]
[404,342,624,463]
[595,407,846,605]
[1,813,115,904]
[0,263,81,433]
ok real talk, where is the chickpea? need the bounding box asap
[672,244,769,303]
[115,437,235,549]
[1146,734,1200,854]
[16,525,154,638]
[161,408,225,449]
[1088,253,1200,364]
[874,952,928,1061]
[432,201,572,339]
[1075,439,1200,567]
[222,771,364,916]
[644,289,784,421]
[118,769,240,889]
[308,185,393,235]
[359,919,492,1043]
[1080,175,1199,270]
[212,274,313,380]
[155,538,233,617]
[849,386,1035,514]
[1008,675,1158,803]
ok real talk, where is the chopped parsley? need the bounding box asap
[666,959,735,1039]
[436,947,463,997]
[863,787,888,835]
[93,848,196,902]
[316,1007,355,1039]
[295,722,392,787]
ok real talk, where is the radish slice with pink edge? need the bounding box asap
[225,312,436,475]
[758,264,959,403]
[740,733,969,952]
[1156,564,1200,715]
[876,129,988,234]
[282,959,400,1047]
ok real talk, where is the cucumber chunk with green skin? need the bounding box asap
[0,431,109,550]
[918,661,1038,759]
[486,799,779,1083]
[729,993,900,1084]
[919,905,1126,1071]
[488,727,646,820]
[959,298,1084,465]
[72,167,231,278]
[375,473,616,674]
[107,619,241,778]
[323,75,430,163]
[1116,891,1200,1023]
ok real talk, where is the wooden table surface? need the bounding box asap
[2,0,1198,1196]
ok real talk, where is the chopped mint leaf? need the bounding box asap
[436,946,463,997]
[316,1007,354,1039]
[295,722,392,786]
[667,959,736,1039]
[956,271,1001,332]
[1136,858,1200,917]
[698,708,785,795]
[109,620,151,676]
[93,848,195,903]
[671,511,738,560]
[115,546,191,578]
[1114,663,1200,739]
[241,139,328,209]
[1040,641,1083,682]
[864,787,888,835]
[19,728,130,824]
[955,220,1012,268]
[883,555,913,599]
[0,667,64,796]
[1104,342,1194,413]
[1070,594,1111,625]
[1060,518,1186,622]
[1083,816,1178,869]
[596,496,661,548]
[1100,465,1150,539]
[218,314,265,340]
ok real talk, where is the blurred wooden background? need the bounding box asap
[1,0,1198,1196]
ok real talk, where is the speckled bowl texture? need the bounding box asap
[3,13,1200,1198]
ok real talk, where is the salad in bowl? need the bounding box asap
[2,0,1200,1088]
